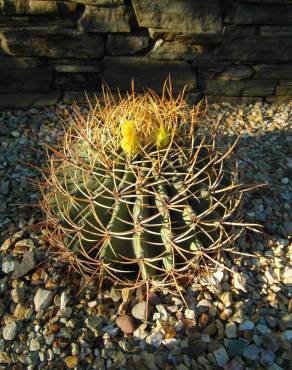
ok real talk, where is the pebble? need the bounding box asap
[227,339,247,357]
[29,338,41,352]
[34,289,54,312]
[243,344,260,361]
[65,355,78,368]
[3,321,19,341]
[176,364,189,370]
[225,322,237,338]
[197,299,211,313]
[14,303,33,320]
[132,301,147,321]
[265,268,278,284]
[281,177,289,184]
[223,356,245,370]
[11,287,25,303]
[283,267,292,285]
[116,315,136,334]
[2,260,14,274]
[156,304,169,321]
[184,308,195,320]
[234,273,247,292]
[256,323,272,336]
[60,291,69,310]
[213,346,230,366]
[260,350,275,366]
[281,330,292,341]
[239,320,255,331]
[220,292,233,308]
[145,329,163,347]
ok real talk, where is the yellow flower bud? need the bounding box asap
[120,119,139,155]
[155,125,169,148]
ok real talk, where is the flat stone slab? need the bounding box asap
[103,56,196,93]
[132,0,222,34]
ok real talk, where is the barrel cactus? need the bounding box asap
[41,86,254,293]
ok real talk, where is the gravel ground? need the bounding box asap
[0,101,291,370]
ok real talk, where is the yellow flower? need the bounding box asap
[155,125,169,148]
[120,119,139,155]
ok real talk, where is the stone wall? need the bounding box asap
[0,0,292,108]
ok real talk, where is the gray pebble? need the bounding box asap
[3,321,19,341]
[243,344,260,361]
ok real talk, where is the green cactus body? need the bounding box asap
[42,88,246,289]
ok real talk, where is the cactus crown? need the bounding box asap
[41,85,253,296]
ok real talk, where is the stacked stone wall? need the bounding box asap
[0,0,292,108]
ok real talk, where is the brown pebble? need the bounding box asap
[65,356,78,369]
[199,313,209,328]
[116,314,136,334]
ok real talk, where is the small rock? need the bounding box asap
[0,352,12,364]
[3,321,19,341]
[142,352,157,369]
[14,303,33,320]
[204,321,217,335]
[220,292,233,308]
[114,350,126,367]
[281,330,292,341]
[59,306,72,319]
[102,324,119,337]
[219,308,233,321]
[265,268,278,284]
[2,260,14,274]
[227,339,247,358]
[184,308,195,320]
[87,300,97,308]
[262,334,279,352]
[162,338,179,349]
[65,355,78,369]
[268,364,285,370]
[282,267,292,285]
[34,288,54,312]
[260,350,275,366]
[60,291,69,310]
[85,316,104,336]
[116,315,136,334]
[12,251,36,279]
[11,130,20,137]
[225,322,237,339]
[243,344,260,361]
[234,273,247,292]
[256,323,271,336]
[133,322,148,341]
[176,364,189,370]
[29,338,41,351]
[213,346,230,366]
[197,299,211,313]
[71,343,79,356]
[223,356,244,370]
[199,312,209,328]
[156,304,169,321]
[145,329,163,347]
[11,287,25,303]
[211,270,224,284]
[14,238,34,250]
[239,320,255,331]
[110,287,122,302]
[280,314,292,329]
[132,301,147,321]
